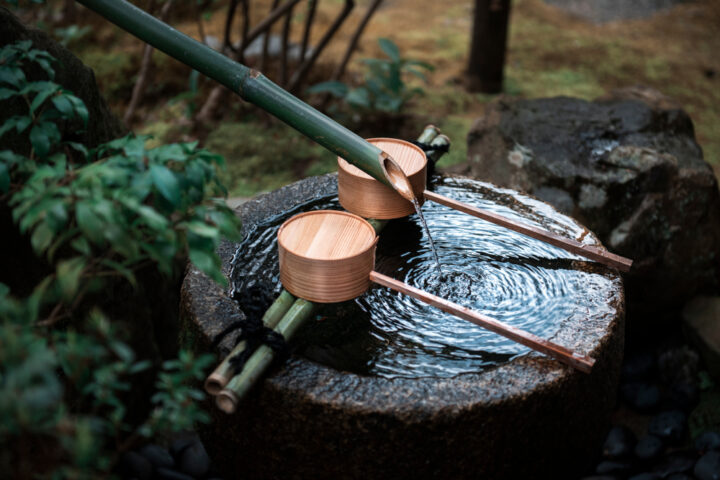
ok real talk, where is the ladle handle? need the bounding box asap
[423,190,632,272]
[369,271,596,374]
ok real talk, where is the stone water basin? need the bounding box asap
[180,174,625,479]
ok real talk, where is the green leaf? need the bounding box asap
[150,164,181,207]
[70,237,91,256]
[76,201,105,244]
[346,88,371,109]
[306,81,349,98]
[186,221,219,238]
[30,121,61,157]
[188,248,226,286]
[30,85,58,113]
[0,66,25,88]
[122,136,146,158]
[378,38,400,63]
[0,163,9,192]
[136,205,169,230]
[56,257,85,300]
[30,222,54,254]
[51,94,74,118]
[0,87,18,100]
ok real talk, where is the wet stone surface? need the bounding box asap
[181,174,625,480]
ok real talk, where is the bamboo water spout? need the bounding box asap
[76,0,405,191]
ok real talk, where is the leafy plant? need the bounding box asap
[307,37,434,114]
[0,39,235,476]
[168,69,201,119]
[54,24,92,48]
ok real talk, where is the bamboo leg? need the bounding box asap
[204,290,295,395]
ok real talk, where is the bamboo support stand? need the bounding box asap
[205,290,295,395]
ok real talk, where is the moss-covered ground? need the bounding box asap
[72,0,719,196]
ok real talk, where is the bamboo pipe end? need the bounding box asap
[216,389,239,414]
[205,373,229,396]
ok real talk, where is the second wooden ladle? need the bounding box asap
[277,209,595,374]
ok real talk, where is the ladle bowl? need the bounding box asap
[278,210,377,303]
[338,138,427,219]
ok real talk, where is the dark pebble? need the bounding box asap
[604,425,637,459]
[696,431,720,453]
[178,441,211,478]
[621,382,661,412]
[118,451,153,480]
[635,435,665,461]
[629,474,661,480]
[648,410,688,445]
[155,467,196,480]
[695,451,720,480]
[653,454,697,477]
[138,443,174,470]
[664,382,700,412]
[169,435,198,459]
[596,460,633,476]
[667,474,695,480]
[622,352,656,381]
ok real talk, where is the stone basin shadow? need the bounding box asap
[180,173,625,480]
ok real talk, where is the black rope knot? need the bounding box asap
[212,283,291,376]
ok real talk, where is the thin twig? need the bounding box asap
[288,0,355,93]
[299,0,316,63]
[123,0,174,126]
[332,0,383,81]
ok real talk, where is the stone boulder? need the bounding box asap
[450,87,720,330]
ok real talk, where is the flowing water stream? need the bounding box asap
[231,177,616,378]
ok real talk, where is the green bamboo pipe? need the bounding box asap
[204,289,295,395]
[76,0,395,186]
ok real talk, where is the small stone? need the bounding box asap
[696,431,720,453]
[694,451,720,480]
[603,425,637,459]
[635,435,664,461]
[595,460,633,475]
[658,346,701,385]
[664,382,700,412]
[118,451,153,480]
[138,444,174,470]
[653,454,696,477]
[667,475,695,480]
[178,441,211,478]
[169,434,198,459]
[682,296,720,382]
[628,473,661,480]
[649,410,688,445]
[622,352,656,381]
[621,382,661,412]
[155,467,195,480]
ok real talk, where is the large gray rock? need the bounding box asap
[451,88,720,329]
[543,0,687,23]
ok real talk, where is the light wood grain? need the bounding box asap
[278,210,378,303]
[369,271,596,374]
[338,138,427,219]
[423,190,633,272]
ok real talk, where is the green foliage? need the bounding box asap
[54,24,92,48]
[168,69,201,119]
[307,38,434,114]
[0,40,233,476]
